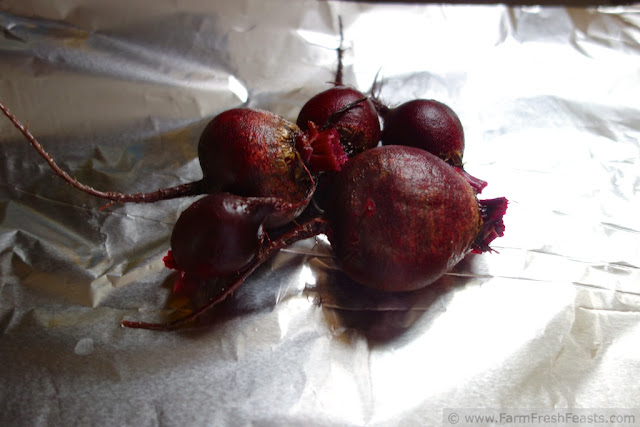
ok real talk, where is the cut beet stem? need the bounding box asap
[454,167,488,194]
[296,122,347,172]
[472,197,508,254]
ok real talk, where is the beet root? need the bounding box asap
[378,99,489,193]
[198,108,320,227]
[165,193,281,278]
[326,145,507,292]
[380,99,465,167]
[296,86,381,158]
[295,18,380,158]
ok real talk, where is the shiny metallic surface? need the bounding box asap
[1,1,639,425]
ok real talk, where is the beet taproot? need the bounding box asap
[326,145,507,292]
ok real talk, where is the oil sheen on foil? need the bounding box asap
[0,1,639,426]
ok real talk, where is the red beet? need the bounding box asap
[294,17,381,158]
[380,99,465,167]
[297,86,381,158]
[378,99,488,193]
[198,108,343,227]
[0,100,341,330]
[165,193,286,278]
[326,145,507,292]
[199,109,308,199]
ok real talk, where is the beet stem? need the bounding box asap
[454,167,488,194]
[0,100,205,204]
[472,197,508,254]
[335,16,344,86]
[120,217,330,331]
[370,96,390,117]
[369,68,384,99]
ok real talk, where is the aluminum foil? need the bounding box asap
[1,1,639,425]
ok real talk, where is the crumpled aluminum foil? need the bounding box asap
[1,1,639,425]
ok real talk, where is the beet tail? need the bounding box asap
[472,197,508,254]
[0,100,205,204]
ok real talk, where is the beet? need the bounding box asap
[199,109,309,199]
[377,99,488,193]
[0,15,511,334]
[380,99,464,167]
[326,145,507,292]
[198,108,340,227]
[296,29,381,158]
[297,86,381,158]
[165,193,284,278]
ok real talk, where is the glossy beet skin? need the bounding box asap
[297,86,381,158]
[326,145,504,292]
[165,193,277,278]
[381,99,465,167]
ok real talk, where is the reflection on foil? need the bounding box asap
[1,2,639,425]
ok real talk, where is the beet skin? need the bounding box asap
[198,108,314,227]
[381,99,465,167]
[166,193,281,278]
[326,145,501,292]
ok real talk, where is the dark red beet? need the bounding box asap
[326,145,507,292]
[379,99,488,193]
[166,193,282,278]
[296,86,381,158]
[380,99,465,167]
[198,108,322,227]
